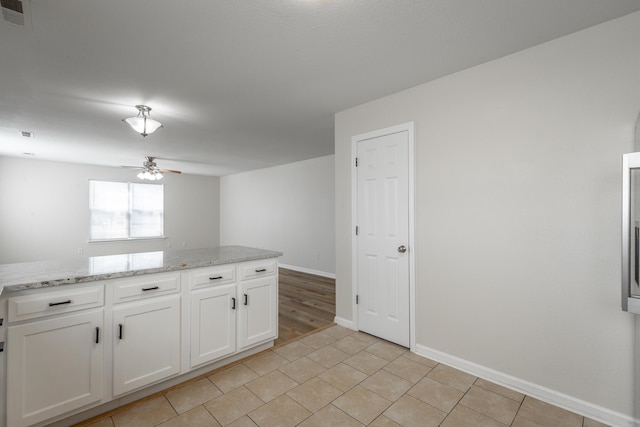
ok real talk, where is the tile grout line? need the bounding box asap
[83,326,604,427]
[509,394,526,426]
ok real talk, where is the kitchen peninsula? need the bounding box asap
[0,246,282,427]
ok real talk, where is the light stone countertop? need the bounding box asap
[0,246,282,295]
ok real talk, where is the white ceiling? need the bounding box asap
[1,1,639,176]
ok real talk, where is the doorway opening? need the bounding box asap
[276,268,336,346]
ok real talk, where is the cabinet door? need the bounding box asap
[238,276,278,349]
[113,295,181,396]
[190,284,236,367]
[7,309,103,427]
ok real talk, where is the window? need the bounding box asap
[89,180,164,241]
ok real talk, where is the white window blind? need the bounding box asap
[89,180,164,241]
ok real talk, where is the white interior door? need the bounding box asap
[356,128,410,347]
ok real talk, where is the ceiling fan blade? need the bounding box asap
[161,169,182,174]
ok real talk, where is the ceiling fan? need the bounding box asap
[125,156,182,181]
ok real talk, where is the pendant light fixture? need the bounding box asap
[123,105,163,137]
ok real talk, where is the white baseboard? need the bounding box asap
[334,316,355,330]
[414,344,636,427]
[279,263,336,279]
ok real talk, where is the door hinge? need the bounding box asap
[356,295,359,304]
[355,226,359,236]
[355,157,358,167]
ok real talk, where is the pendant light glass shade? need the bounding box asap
[124,105,163,137]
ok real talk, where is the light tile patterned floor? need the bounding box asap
[81,326,610,427]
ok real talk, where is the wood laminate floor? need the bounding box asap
[276,268,336,346]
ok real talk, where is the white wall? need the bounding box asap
[0,156,220,263]
[335,12,640,425]
[220,155,335,276]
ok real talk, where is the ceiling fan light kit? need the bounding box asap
[130,156,181,181]
[137,169,163,181]
[123,105,163,137]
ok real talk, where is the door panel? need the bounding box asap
[238,276,277,349]
[190,284,236,367]
[7,310,103,427]
[357,129,410,347]
[112,295,181,396]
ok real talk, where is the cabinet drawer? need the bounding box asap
[189,265,236,289]
[112,273,180,304]
[240,259,277,281]
[8,286,104,322]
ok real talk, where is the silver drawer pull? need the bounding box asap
[255,268,267,273]
[209,276,223,280]
[48,300,72,307]
[142,286,159,292]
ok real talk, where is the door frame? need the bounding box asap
[351,122,416,351]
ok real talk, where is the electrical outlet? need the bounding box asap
[77,248,83,255]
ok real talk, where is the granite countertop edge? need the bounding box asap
[0,246,283,295]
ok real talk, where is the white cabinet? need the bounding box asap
[111,272,180,304]
[190,265,236,290]
[238,260,278,349]
[112,294,181,396]
[190,284,236,367]
[239,259,278,281]
[1,255,279,427]
[8,286,104,322]
[189,260,278,365]
[6,308,104,427]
